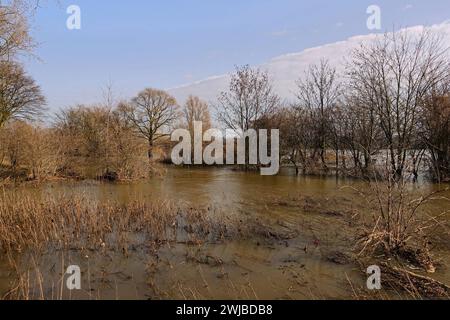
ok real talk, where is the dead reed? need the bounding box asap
[0,192,289,300]
[346,173,450,273]
[0,192,284,258]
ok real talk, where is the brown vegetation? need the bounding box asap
[347,171,450,298]
[0,1,449,300]
[54,105,149,180]
[0,192,292,257]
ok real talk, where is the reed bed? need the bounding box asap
[0,193,293,300]
[0,193,249,256]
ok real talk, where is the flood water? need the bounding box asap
[1,167,449,299]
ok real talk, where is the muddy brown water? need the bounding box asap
[0,167,449,299]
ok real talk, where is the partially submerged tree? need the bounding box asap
[0,61,46,128]
[296,59,341,171]
[419,90,450,182]
[121,88,180,160]
[278,106,312,175]
[340,94,383,177]
[54,105,148,180]
[216,65,280,168]
[348,29,450,180]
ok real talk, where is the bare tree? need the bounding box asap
[183,95,211,133]
[340,93,383,177]
[296,59,341,170]
[0,61,46,128]
[54,105,149,180]
[217,65,279,132]
[279,106,311,175]
[419,86,450,182]
[0,0,35,61]
[348,29,450,180]
[121,88,180,160]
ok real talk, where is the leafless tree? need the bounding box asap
[54,105,148,180]
[419,85,450,182]
[183,95,211,133]
[279,106,311,175]
[0,0,35,61]
[181,95,212,161]
[340,93,383,177]
[295,59,341,171]
[0,61,46,128]
[217,65,279,132]
[348,29,450,180]
[120,88,180,160]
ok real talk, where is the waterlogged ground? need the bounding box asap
[0,167,449,299]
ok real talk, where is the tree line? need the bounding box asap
[215,30,450,183]
[1,1,449,182]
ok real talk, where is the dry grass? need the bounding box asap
[347,261,450,300]
[380,262,450,299]
[0,195,169,254]
[0,194,252,257]
[0,190,298,258]
[348,175,450,272]
[0,192,292,300]
[344,173,450,299]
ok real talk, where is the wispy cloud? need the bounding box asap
[270,28,289,37]
[336,22,344,28]
[170,22,450,103]
[403,4,413,10]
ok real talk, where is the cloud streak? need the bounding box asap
[169,22,450,105]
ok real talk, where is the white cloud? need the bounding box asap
[404,4,413,10]
[169,22,450,105]
[270,29,289,37]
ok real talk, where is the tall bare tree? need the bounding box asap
[296,59,341,170]
[348,29,450,179]
[419,87,450,182]
[0,0,34,61]
[217,65,279,132]
[183,95,211,133]
[0,61,46,128]
[340,93,383,176]
[278,106,312,175]
[121,88,180,160]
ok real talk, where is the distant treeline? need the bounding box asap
[1,1,449,182]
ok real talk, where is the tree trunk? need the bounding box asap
[335,147,339,176]
[148,140,154,161]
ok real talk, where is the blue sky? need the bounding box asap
[23,0,450,111]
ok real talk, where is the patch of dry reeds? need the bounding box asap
[0,192,284,258]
